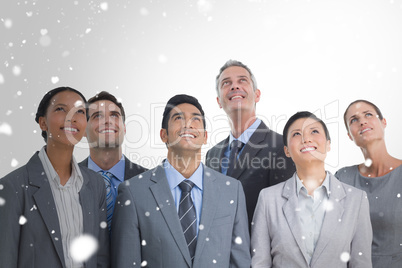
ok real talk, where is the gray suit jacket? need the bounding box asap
[0,152,110,268]
[251,172,373,268]
[206,121,296,226]
[111,162,251,268]
[79,154,148,180]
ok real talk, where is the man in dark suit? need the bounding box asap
[111,94,250,268]
[206,60,296,226]
[80,91,147,230]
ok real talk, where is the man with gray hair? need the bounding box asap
[206,60,295,226]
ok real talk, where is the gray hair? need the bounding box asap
[215,59,258,96]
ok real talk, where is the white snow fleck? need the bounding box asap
[230,200,234,204]
[40,29,48,35]
[100,2,108,11]
[212,259,217,264]
[26,11,33,17]
[156,207,160,211]
[0,184,3,190]
[226,181,230,185]
[141,240,147,246]
[197,0,213,13]
[140,7,149,16]
[11,158,19,168]
[358,252,363,256]
[74,100,83,107]
[301,236,306,240]
[364,158,372,167]
[0,122,12,136]
[145,211,150,217]
[4,19,12,29]
[162,12,167,17]
[100,221,107,229]
[55,237,59,241]
[125,200,131,206]
[85,28,91,34]
[30,205,37,211]
[325,200,334,212]
[51,77,59,84]
[17,91,22,96]
[12,66,21,76]
[0,197,5,206]
[340,252,350,262]
[51,230,55,234]
[141,261,147,267]
[138,174,143,179]
[234,236,243,245]
[205,172,211,177]
[0,73,4,84]
[398,193,401,198]
[199,224,204,230]
[158,54,168,63]
[19,215,28,225]
[70,234,98,262]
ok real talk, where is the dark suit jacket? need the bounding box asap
[0,152,110,268]
[205,121,296,225]
[79,154,147,180]
[111,163,251,268]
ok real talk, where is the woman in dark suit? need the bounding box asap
[336,100,402,267]
[0,87,109,268]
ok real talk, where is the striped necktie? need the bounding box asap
[227,140,244,177]
[178,180,197,261]
[99,171,114,231]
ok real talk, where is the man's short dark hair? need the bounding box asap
[283,111,331,146]
[88,91,126,122]
[35,86,87,142]
[162,94,206,131]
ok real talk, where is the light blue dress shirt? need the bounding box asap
[296,172,330,265]
[222,118,262,175]
[164,159,203,234]
[88,155,125,206]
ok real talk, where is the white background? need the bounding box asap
[1,0,401,177]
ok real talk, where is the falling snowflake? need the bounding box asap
[234,236,243,244]
[100,221,107,229]
[4,19,12,28]
[199,224,204,230]
[140,7,149,16]
[125,200,131,206]
[340,252,350,262]
[19,215,28,225]
[70,234,99,262]
[0,197,5,206]
[0,73,4,84]
[145,211,150,217]
[0,122,12,136]
[12,66,21,76]
[141,261,147,267]
[11,158,19,168]
[364,158,372,167]
[100,2,108,11]
[51,76,59,84]
[141,240,147,246]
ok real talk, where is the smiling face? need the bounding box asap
[216,66,261,115]
[160,103,207,155]
[86,100,126,148]
[284,117,331,166]
[38,90,87,147]
[345,101,386,147]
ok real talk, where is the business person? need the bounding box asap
[251,111,372,268]
[0,87,109,268]
[205,60,295,226]
[336,100,402,267]
[111,94,250,268]
[80,91,147,230]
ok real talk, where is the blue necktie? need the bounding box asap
[99,171,114,231]
[178,180,197,261]
[227,140,244,177]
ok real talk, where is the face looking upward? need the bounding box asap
[160,103,207,154]
[216,66,261,115]
[284,118,331,166]
[39,90,87,147]
[345,102,386,147]
[86,100,126,148]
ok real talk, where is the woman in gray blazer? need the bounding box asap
[336,100,402,268]
[251,111,372,268]
[0,87,109,268]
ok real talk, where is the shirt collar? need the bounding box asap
[295,171,330,197]
[38,146,83,185]
[88,155,125,182]
[163,159,204,191]
[229,118,261,145]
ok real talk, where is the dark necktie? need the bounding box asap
[178,180,197,261]
[227,140,244,177]
[99,171,114,231]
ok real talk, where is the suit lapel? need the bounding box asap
[193,167,218,263]
[78,171,94,235]
[310,174,345,266]
[28,154,65,267]
[282,176,310,266]
[149,165,192,267]
[231,122,268,179]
